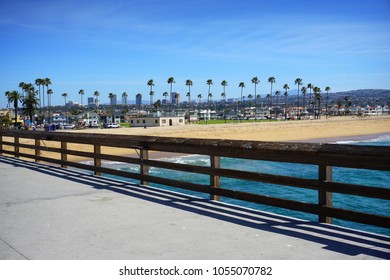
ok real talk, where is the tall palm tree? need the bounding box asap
[35,78,43,113]
[147,79,155,105]
[294,78,303,118]
[47,89,53,123]
[266,93,271,117]
[221,80,228,98]
[268,77,275,120]
[197,94,202,108]
[185,79,193,111]
[238,82,245,119]
[325,86,331,118]
[301,86,307,117]
[207,92,213,124]
[5,90,22,126]
[251,77,259,120]
[163,91,168,115]
[313,87,322,119]
[221,92,226,121]
[78,89,85,107]
[275,90,281,107]
[122,92,128,107]
[42,78,51,119]
[284,90,289,120]
[206,79,213,98]
[22,89,39,124]
[18,82,26,97]
[108,93,115,122]
[149,90,155,107]
[282,84,289,117]
[167,77,175,113]
[93,91,100,109]
[307,83,313,117]
[62,93,68,124]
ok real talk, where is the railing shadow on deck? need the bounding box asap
[1,155,389,259]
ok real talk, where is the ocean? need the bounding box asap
[96,134,390,236]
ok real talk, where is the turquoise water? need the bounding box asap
[99,134,390,236]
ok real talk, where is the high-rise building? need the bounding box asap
[136,94,142,106]
[171,92,180,105]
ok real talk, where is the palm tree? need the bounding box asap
[42,77,52,121]
[35,78,43,113]
[207,92,213,123]
[275,90,281,107]
[163,91,168,115]
[282,84,289,116]
[79,89,85,107]
[5,90,22,127]
[301,86,307,117]
[266,93,271,118]
[307,83,313,117]
[238,82,245,119]
[122,92,128,106]
[284,90,289,120]
[22,88,39,124]
[251,77,259,121]
[197,94,202,107]
[167,77,175,113]
[313,87,322,119]
[268,77,275,120]
[47,89,53,123]
[206,79,213,99]
[18,82,26,97]
[62,93,68,124]
[147,79,155,105]
[149,90,155,107]
[185,79,193,110]
[93,91,100,109]
[186,91,191,122]
[294,78,303,118]
[108,93,115,122]
[325,86,331,118]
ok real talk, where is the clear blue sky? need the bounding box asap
[1,0,389,108]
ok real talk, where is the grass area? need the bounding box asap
[120,122,130,128]
[196,119,269,125]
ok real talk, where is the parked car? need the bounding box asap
[108,123,120,128]
[88,123,99,128]
[63,124,76,129]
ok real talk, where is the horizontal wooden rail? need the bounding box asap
[1,129,389,230]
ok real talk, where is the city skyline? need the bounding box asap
[1,0,390,109]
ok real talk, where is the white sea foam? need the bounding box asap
[336,134,390,145]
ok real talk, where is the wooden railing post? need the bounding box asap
[94,144,101,176]
[210,155,221,201]
[61,141,67,168]
[318,164,333,224]
[140,148,149,185]
[0,133,3,154]
[35,139,41,162]
[15,136,19,158]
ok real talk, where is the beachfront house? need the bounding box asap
[129,116,185,127]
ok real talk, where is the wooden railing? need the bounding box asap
[1,129,389,229]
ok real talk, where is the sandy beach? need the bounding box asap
[3,115,390,162]
[72,115,390,142]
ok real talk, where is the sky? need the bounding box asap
[1,0,390,108]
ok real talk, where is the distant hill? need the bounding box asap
[284,89,389,106]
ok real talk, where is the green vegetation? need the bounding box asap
[197,119,270,125]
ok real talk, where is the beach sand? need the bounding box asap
[70,115,390,141]
[3,115,390,162]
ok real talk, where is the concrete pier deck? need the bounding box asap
[0,155,389,260]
